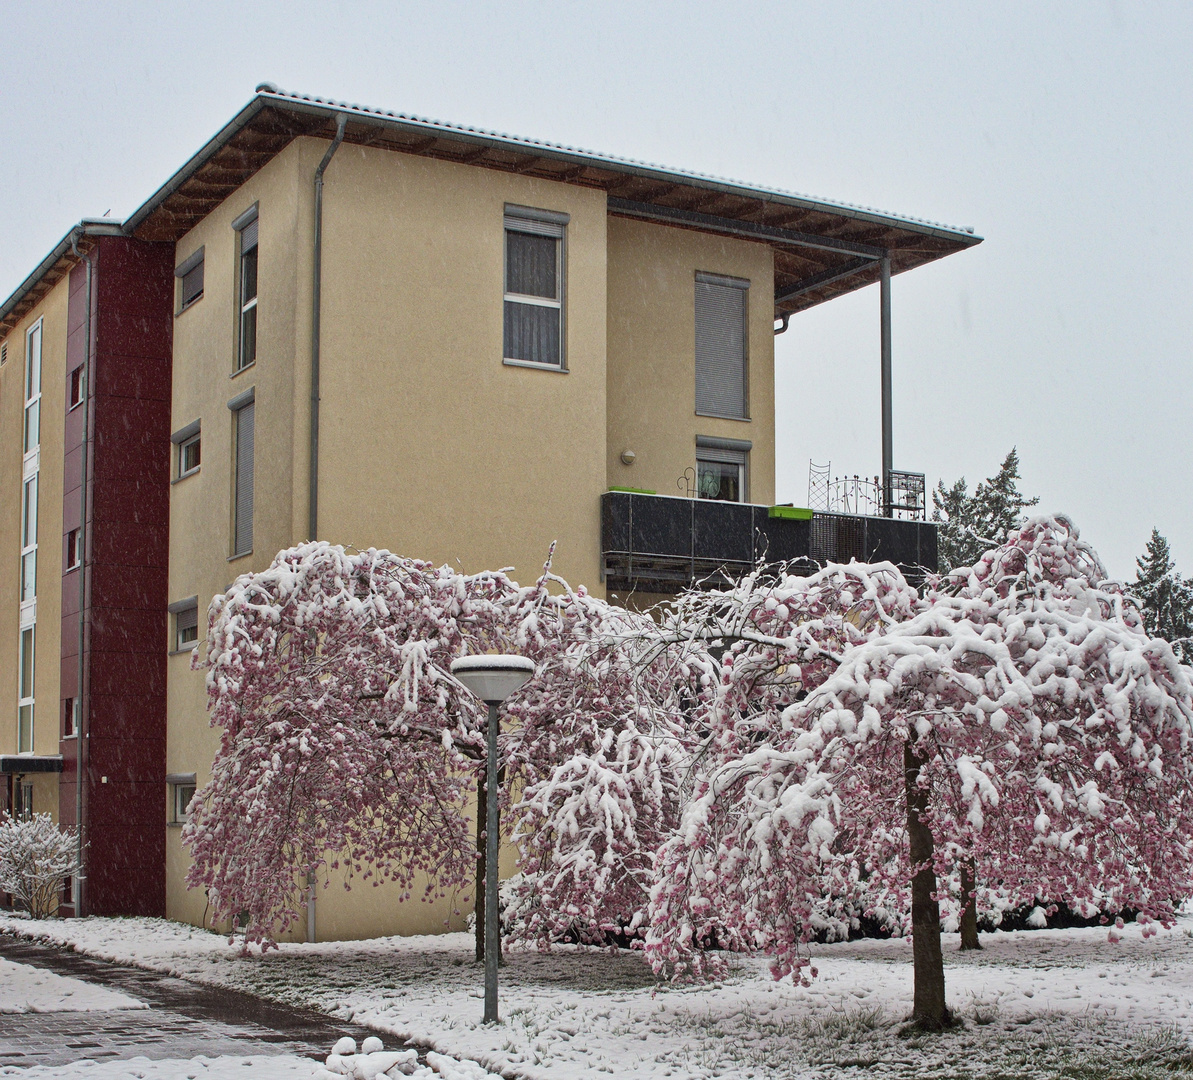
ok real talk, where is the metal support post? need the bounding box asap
[484,701,501,1024]
[880,254,893,517]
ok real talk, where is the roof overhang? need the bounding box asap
[0,220,124,339]
[2,87,982,339]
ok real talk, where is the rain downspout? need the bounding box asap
[309,113,347,542]
[69,232,92,917]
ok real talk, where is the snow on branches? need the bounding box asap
[184,542,699,949]
[647,516,1193,1026]
[0,813,81,919]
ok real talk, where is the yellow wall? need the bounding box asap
[166,137,311,925]
[165,137,610,935]
[316,142,608,591]
[605,215,775,504]
[0,278,69,771]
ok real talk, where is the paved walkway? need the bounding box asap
[0,934,393,1070]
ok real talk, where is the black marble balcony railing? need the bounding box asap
[601,490,938,595]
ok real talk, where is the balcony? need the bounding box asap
[601,490,938,595]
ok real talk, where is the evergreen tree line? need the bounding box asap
[932,449,1193,663]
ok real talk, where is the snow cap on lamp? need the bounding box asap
[450,654,535,703]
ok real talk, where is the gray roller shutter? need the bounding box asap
[695,274,748,418]
[234,403,254,555]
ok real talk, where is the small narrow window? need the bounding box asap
[170,596,200,652]
[695,272,749,420]
[167,773,198,824]
[66,528,82,570]
[232,400,254,556]
[171,420,201,480]
[176,606,199,651]
[1,341,8,366]
[237,216,258,371]
[174,784,197,822]
[64,696,79,737]
[503,206,567,369]
[176,247,205,312]
[69,367,83,409]
[179,434,201,477]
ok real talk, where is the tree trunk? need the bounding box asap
[903,740,952,1028]
[959,857,982,951]
[475,769,486,964]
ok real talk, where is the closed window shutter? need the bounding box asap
[177,606,198,632]
[181,260,204,307]
[695,280,747,418]
[235,403,254,554]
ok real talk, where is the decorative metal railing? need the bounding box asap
[808,462,926,521]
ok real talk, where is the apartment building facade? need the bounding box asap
[0,86,980,937]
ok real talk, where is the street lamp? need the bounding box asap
[449,653,535,1024]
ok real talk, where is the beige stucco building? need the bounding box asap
[0,86,979,938]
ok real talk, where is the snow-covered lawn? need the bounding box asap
[4,912,1193,1078]
[0,955,145,1013]
[0,1055,318,1080]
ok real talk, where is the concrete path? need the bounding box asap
[0,933,392,1070]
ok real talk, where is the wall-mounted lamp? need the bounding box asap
[620,449,636,466]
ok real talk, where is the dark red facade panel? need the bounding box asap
[59,237,174,918]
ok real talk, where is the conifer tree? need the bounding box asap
[1133,528,1193,663]
[932,449,1039,572]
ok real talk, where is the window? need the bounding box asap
[66,528,81,571]
[171,419,201,479]
[24,320,41,456]
[18,627,34,754]
[21,474,37,603]
[15,781,33,821]
[175,247,204,312]
[171,598,199,651]
[696,437,751,503]
[69,367,83,409]
[694,272,749,419]
[64,696,79,738]
[1,341,7,366]
[503,205,568,369]
[235,211,258,371]
[168,774,198,823]
[230,392,254,556]
[175,784,196,822]
[180,434,201,477]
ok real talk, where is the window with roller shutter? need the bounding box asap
[229,390,254,557]
[694,271,749,420]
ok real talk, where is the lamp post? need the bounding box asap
[449,653,535,1025]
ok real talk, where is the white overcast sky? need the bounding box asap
[2,1,1189,580]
